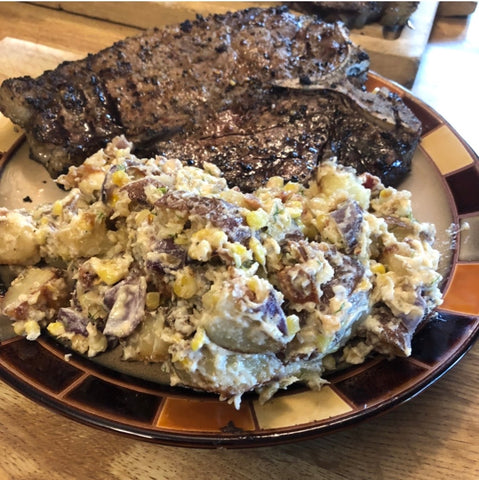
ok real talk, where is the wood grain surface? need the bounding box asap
[0,3,478,480]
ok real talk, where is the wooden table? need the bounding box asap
[0,3,477,479]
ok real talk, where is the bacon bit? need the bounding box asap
[361,172,380,190]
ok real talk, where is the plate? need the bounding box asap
[0,72,478,448]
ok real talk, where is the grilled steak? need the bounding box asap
[0,6,420,189]
[0,7,368,175]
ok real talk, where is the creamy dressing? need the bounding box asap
[0,136,443,405]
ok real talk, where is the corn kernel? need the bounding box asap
[180,357,193,369]
[286,315,300,336]
[191,328,205,351]
[249,236,266,265]
[90,257,130,285]
[190,228,208,241]
[226,242,252,267]
[97,264,123,285]
[284,182,300,193]
[47,321,66,336]
[246,209,269,230]
[111,169,130,187]
[246,276,269,302]
[315,212,328,228]
[379,188,392,199]
[146,292,160,310]
[110,192,119,205]
[52,200,63,217]
[246,276,261,294]
[232,244,246,258]
[24,320,41,340]
[173,268,198,299]
[371,262,386,274]
[286,200,303,218]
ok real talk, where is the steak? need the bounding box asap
[0,6,420,189]
[149,81,421,192]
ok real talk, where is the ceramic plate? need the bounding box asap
[0,72,478,448]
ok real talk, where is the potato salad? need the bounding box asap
[0,136,443,406]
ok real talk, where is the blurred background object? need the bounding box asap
[289,2,420,39]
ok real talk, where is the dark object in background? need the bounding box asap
[290,2,419,39]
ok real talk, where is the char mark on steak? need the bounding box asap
[0,6,420,190]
